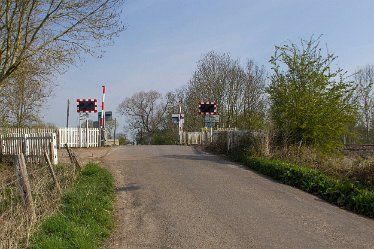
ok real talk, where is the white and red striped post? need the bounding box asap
[100,85,106,128]
[100,85,106,146]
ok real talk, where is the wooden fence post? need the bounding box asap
[44,151,62,195]
[15,153,36,222]
[64,144,81,172]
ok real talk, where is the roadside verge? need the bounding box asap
[228,150,374,218]
[29,163,115,249]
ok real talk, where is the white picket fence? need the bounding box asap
[0,128,57,135]
[185,132,202,145]
[0,133,58,164]
[181,129,212,145]
[58,128,100,148]
[0,127,101,149]
[181,129,269,154]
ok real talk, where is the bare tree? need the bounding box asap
[238,60,267,128]
[117,90,172,144]
[105,118,118,139]
[355,65,374,142]
[0,0,124,86]
[184,51,266,131]
[184,52,232,130]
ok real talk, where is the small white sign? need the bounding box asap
[204,115,219,123]
[172,114,184,124]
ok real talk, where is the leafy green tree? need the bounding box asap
[267,37,357,150]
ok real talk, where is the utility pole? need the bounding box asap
[66,99,70,127]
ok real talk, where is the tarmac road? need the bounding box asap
[102,145,374,249]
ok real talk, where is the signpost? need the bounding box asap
[199,101,218,129]
[171,101,185,144]
[204,115,219,128]
[76,99,97,144]
[172,114,184,124]
[73,86,108,147]
[204,115,219,123]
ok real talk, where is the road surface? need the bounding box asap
[102,145,374,249]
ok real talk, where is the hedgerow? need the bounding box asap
[229,151,374,217]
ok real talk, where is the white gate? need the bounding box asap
[183,132,202,145]
[58,128,100,148]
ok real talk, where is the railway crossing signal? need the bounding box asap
[76,99,97,113]
[199,101,217,115]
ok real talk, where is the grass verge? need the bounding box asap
[29,162,115,249]
[229,150,374,218]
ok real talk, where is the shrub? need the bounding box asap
[230,150,374,217]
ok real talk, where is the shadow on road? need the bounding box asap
[116,183,141,192]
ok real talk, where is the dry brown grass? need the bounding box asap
[0,147,112,248]
[207,131,374,189]
[269,145,374,189]
[0,157,75,248]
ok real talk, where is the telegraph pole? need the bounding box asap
[66,99,70,127]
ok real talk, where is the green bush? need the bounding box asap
[230,151,374,217]
[30,163,115,249]
[118,136,126,145]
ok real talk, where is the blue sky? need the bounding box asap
[43,0,374,129]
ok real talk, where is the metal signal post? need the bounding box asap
[178,100,184,144]
[100,85,106,146]
[100,85,106,129]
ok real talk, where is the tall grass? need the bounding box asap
[0,161,75,248]
[270,146,374,190]
[30,163,115,249]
